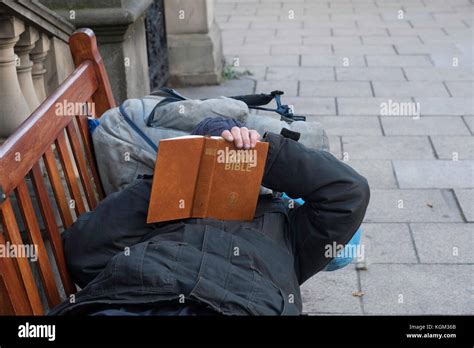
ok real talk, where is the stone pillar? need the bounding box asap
[43,36,74,97]
[164,0,223,86]
[15,26,40,111]
[30,33,50,103]
[95,15,151,102]
[40,0,154,103]
[0,14,31,138]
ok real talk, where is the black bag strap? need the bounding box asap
[119,104,158,153]
[149,87,306,123]
[150,87,187,101]
[248,93,306,123]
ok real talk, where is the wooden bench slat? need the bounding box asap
[0,233,33,315]
[77,109,105,200]
[54,132,88,216]
[0,198,44,315]
[14,180,62,307]
[30,163,77,296]
[66,121,98,209]
[43,148,75,229]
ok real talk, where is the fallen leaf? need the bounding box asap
[352,291,365,297]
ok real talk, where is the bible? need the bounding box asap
[147,135,269,223]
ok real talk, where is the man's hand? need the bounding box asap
[221,127,261,149]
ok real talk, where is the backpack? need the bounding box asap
[91,88,329,195]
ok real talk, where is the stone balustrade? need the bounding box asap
[0,13,31,139]
[0,10,70,140]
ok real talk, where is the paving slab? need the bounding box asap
[284,96,336,115]
[270,45,332,55]
[301,266,362,314]
[344,159,398,189]
[331,14,383,22]
[445,82,474,98]
[381,13,435,23]
[308,116,382,136]
[404,67,474,81]
[338,97,414,116]
[393,160,474,189]
[431,53,472,69]
[175,78,255,99]
[341,136,435,160]
[395,44,462,55]
[360,223,418,264]
[303,37,362,45]
[360,264,474,314]
[333,44,396,54]
[244,36,303,45]
[300,81,373,97]
[366,55,433,67]
[430,136,474,160]
[333,27,388,36]
[227,29,272,38]
[410,223,474,263]
[335,67,405,81]
[464,116,474,133]
[373,81,449,97]
[266,66,334,81]
[454,189,474,222]
[443,27,472,36]
[414,98,474,116]
[223,44,271,55]
[432,12,472,22]
[357,21,412,29]
[363,36,423,45]
[221,32,245,45]
[364,189,463,223]
[250,20,303,30]
[422,34,471,45]
[380,116,471,135]
[301,54,366,67]
[224,54,299,67]
[275,29,332,39]
[388,28,446,36]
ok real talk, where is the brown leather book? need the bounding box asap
[147,136,269,223]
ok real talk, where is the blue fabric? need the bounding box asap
[191,116,243,136]
[87,118,100,134]
[281,193,362,272]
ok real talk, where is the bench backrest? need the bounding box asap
[0,28,115,315]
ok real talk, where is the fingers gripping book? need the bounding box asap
[147,136,269,223]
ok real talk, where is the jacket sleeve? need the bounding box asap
[261,132,370,284]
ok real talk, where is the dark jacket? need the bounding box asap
[49,132,370,315]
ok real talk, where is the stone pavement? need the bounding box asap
[176,0,473,315]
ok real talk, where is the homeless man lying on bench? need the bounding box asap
[50,117,370,316]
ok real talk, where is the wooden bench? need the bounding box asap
[0,28,115,315]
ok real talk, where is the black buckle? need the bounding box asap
[274,94,307,123]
